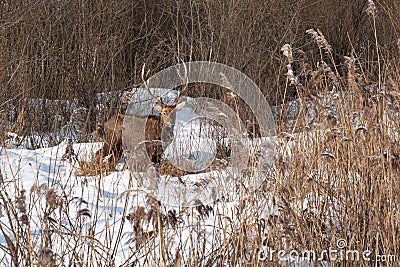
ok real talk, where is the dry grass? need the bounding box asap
[0,0,400,266]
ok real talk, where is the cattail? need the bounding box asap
[15,189,29,225]
[61,138,76,161]
[45,188,59,211]
[318,61,337,84]
[306,29,332,54]
[344,54,359,89]
[281,44,293,63]
[281,44,302,87]
[366,0,377,16]
[15,189,26,214]
[38,247,57,267]
[286,67,297,85]
[344,56,356,77]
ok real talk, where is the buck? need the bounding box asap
[91,87,185,172]
[144,86,185,165]
[90,61,188,172]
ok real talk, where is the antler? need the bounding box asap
[142,63,161,103]
[172,61,189,105]
[142,61,189,106]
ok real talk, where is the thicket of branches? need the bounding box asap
[1,0,398,102]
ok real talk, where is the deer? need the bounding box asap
[88,85,186,173]
[143,86,186,165]
[139,63,188,167]
[87,62,190,174]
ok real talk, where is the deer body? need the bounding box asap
[91,91,182,172]
[144,101,178,164]
[92,109,125,171]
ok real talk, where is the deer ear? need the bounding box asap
[153,102,164,113]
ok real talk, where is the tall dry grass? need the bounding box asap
[0,0,399,266]
[1,0,399,136]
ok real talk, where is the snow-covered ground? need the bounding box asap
[2,88,397,266]
[1,129,337,266]
[0,88,278,266]
[0,135,278,266]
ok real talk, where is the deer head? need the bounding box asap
[142,64,188,164]
[143,97,179,164]
[152,96,181,126]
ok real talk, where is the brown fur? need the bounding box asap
[91,113,125,171]
[90,93,131,173]
[144,102,177,164]
[91,93,179,173]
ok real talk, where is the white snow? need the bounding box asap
[0,121,279,266]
